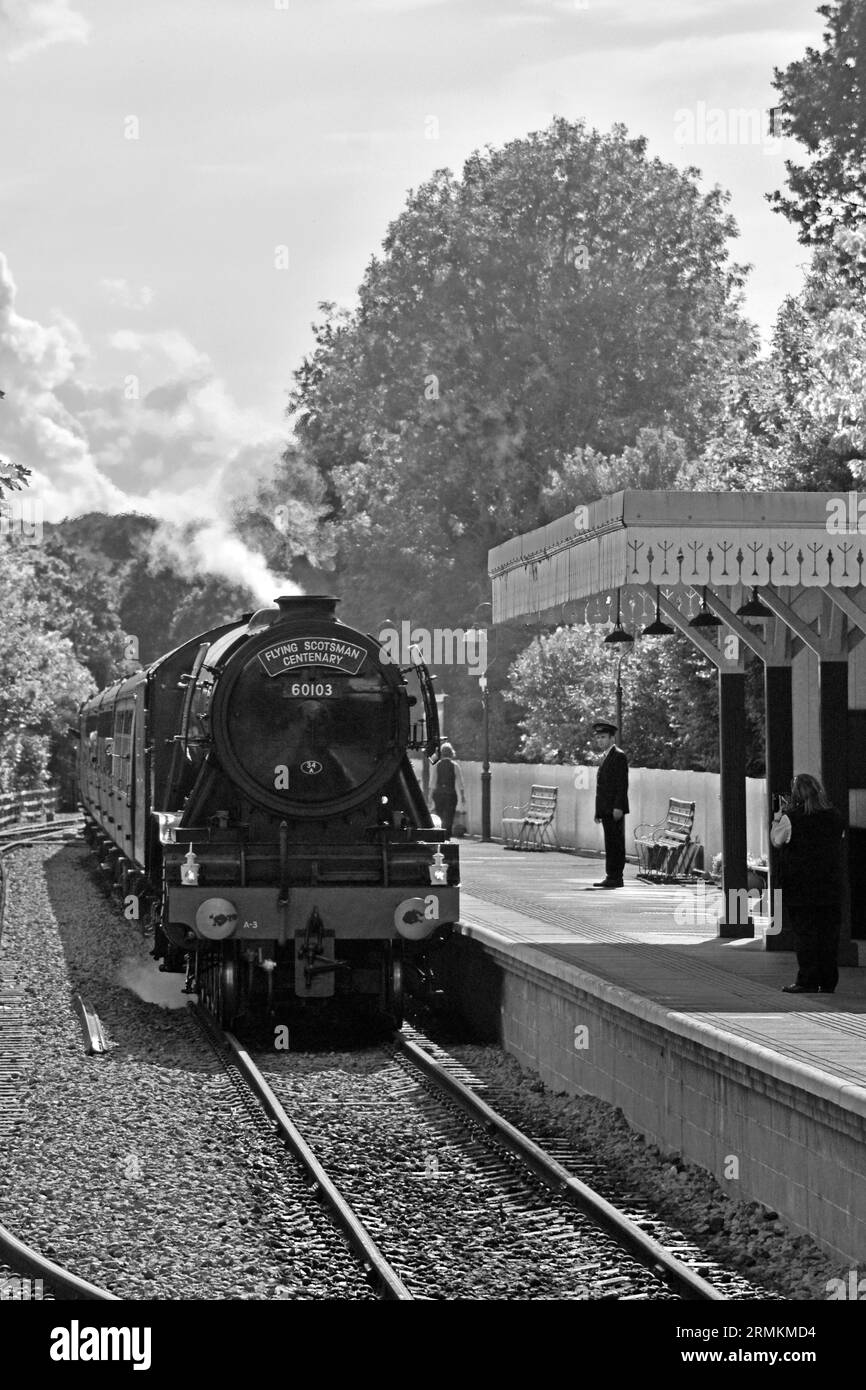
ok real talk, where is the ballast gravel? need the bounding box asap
[0,842,372,1300]
[440,1042,851,1302]
[256,1046,682,1300]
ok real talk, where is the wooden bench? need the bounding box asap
[501,785,559,851]
[634,799,700,882]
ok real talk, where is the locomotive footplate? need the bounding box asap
[295,907,338,997]
[166,885,460,941]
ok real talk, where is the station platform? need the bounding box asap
[445,840,866,1266]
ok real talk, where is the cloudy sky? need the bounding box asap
[0,0,828,563]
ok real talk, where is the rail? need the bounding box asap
[190,1004,413,1300]
[395,1029,725,1301]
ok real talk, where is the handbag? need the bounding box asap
[452,808,467,838]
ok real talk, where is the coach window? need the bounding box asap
[113,707,133,786]
[97,709,113,774]
[86,720,98,765]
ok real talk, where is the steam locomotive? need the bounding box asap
[78,595,460,1027]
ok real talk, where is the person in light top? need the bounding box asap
[429,742,465,838]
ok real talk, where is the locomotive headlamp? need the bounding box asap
[429,847,448,885]
[180,845,200,885]
[194,898,238,941]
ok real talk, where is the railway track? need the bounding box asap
[0,830,769,1301]
[395,1029,775,1300]
[0,816,82,844]
[190,1006,391,1295]
[0,824,116,1302]
[196,1009,737,1301]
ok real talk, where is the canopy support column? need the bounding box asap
[652,587,751,939]
[764,663,794,951]
[820,659,857,966]
[718,670,751,939]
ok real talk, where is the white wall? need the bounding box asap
[416,759,768,862]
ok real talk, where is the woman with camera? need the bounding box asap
[770,773,845,995]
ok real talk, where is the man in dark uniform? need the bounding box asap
[592,719,629,888]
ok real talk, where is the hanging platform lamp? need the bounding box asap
[643,586,675,637]
[689,587,722,629]
[604,590,634,645]
[736,586,772,620]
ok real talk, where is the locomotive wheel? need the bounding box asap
[381,943,404,1029]
[216,957,239,1029]
[196,952,212,1012]
[199,950,240,1029]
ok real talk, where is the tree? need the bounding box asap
[29,538,128,688]
[0,386,30,499]
[540,427,701,519]
[505,624,765,773]
[45,514,257,665]
[0,544,94,792]
[699,244,866,488]
[788,240,866,474]
[769,0,866,289]
[0,456,29,497]
[289,119,755,638]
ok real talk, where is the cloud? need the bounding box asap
[0,250,298,602]
[0,0,88,62]
[346,0,452,11]
[99,278,154,311]
[108,327,211,377]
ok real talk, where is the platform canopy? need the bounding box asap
[489,490,865,626]
[487,489,866,949]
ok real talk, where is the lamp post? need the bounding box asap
[479,674,491,842]
[615,648,632,744]
[604,590,634,741]
[466,601,494,842]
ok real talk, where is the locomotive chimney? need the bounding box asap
[274,595,340,621]
[246,595,341,631]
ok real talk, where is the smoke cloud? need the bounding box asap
[116,957,189,1010]
[0,251,300,602]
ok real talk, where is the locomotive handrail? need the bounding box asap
[406,646,441,760]
[164,640,211,810]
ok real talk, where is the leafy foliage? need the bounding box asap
[45,514,256,663]
[290,119,755,638]
[29,539,128,688]
[769,0,866,289]
[505,625,765,773]
[699,244,866,487]
[0,543,95,792]
[0,455,30,498]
